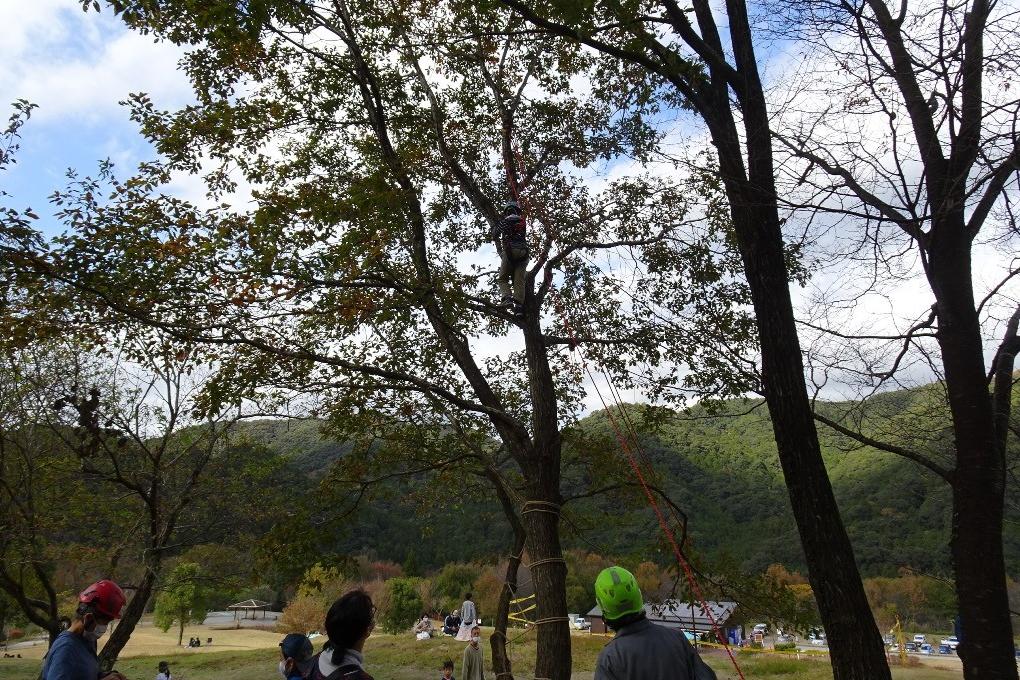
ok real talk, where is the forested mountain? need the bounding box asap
[242,384,1020,578]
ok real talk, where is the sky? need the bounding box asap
[2,1,196,227]
[3,0,1017,414]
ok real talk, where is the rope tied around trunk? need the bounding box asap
[532,617,569,626]
[525,557,566,569]
[521,500,561,516]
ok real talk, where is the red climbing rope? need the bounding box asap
[550,292,747,680]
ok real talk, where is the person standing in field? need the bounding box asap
[456,594,477,641]
[40,579,128,680]
[593,566,716,680]
[461,626,484,680]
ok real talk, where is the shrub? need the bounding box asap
[278,594,328,634]
[774,642,797,651]
[380,578,423,634]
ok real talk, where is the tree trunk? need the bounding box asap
[488,468,528,680]
[99,567,159,671]
[521,493,570,680]
[491,532,526,680]
[731,198,892,680]
[928,236,1017,679]
[178,618,185,647]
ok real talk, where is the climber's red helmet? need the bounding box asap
[78,580,126,620]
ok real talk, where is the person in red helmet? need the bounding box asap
[40,580,129,680]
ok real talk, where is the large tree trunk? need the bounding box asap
[703,27,892,671]
[521,493,570,680]
[99,567,159,671]
[928,236,1016,679]
[731,198,891,680]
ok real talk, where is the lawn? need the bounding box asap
[2,627,965,680]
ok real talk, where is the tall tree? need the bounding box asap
[769,0,1020,674]
[23,2,754,678]
[497,1,891,677]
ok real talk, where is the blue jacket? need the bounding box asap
[40,631,100,680]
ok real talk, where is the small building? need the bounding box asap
[586,599,739,637]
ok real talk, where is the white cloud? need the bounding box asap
[0,0,193,123]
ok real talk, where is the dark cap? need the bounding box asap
[280,633,313,661]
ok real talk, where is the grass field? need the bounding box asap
[2,625,966,680]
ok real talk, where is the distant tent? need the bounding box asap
[228,599,272,620]
[585,600,739,635]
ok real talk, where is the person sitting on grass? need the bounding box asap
[278,633,314,680]
[414,614,434,640]
[443,610,461,636]
[440,659,456,680]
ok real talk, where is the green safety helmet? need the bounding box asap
[594,566,643,621]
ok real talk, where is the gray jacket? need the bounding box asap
[594,618,717,680]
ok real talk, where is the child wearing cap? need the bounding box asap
[279,633,314,680]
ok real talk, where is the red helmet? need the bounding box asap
[78,580,126,620]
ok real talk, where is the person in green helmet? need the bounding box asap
[593,566,716,680]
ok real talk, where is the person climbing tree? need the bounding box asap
[593,567,715,680]
[494,201,528,317]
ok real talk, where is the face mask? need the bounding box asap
[278,661,289,678]
[84,623,108,642]
[471,635,480,644]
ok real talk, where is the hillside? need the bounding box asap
[237,385,1019,577]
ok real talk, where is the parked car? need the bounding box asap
[938,643,951,654]
[808,636,826,646]
[920,644,933,655]
[939,635,960,650]
[905,642,918,653]
[913,634,926,645]
[752,623,769,636]
[571,617,590,631]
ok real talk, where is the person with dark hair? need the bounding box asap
[455,594,477,641]
[155,661,171,680]
[442,610,461,637]
[414,614,434,640]
[460,626,484,680]
[40,580,128,680]
[278,633,314,680]
[305,589,375,680]
[593,566,716,680]
[440,659,456,680]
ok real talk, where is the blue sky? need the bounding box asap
[3,0,195,237]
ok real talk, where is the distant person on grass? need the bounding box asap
[440,659,456,680]
[443,610,461,636]
[305,589,375,680]
[593,566,716,680]
[414,614,434,640]
[40,579,128,680]
[455,594,477,641]
[155,661,171,680]
[278,633,314,680]
[461,626,484,680]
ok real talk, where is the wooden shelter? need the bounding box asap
[227,599,272,620]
